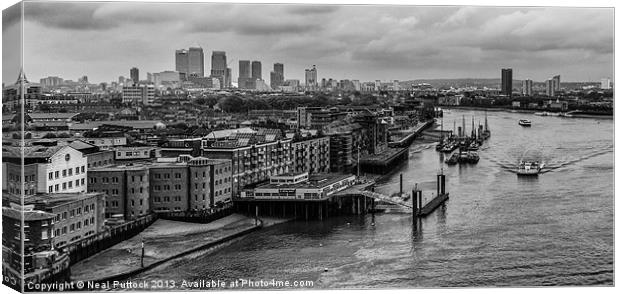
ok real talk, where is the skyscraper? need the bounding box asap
[305,65,318,90]
[225,68,232,88]
[522,79,533,96]
[501,68,512,96]
[251,61,262,80]
[130,67,139,84]
[211,51,227,87]
[546,79,555,97]
[552,75,561,91]
[188,47,205,77]
[175,49,189,80]
[270,63,284,90]
[238,60,251,89]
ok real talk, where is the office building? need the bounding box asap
[501,68,512,96]
[188,47,205,77]
[270,63,284,90]
[175,49,189,79]
[130,67,139,84]
[122,84,155,105]
[522,79,533,96]
[211,51,227,87]
[553,75,561,91]
[305,65,318,90]
[546,79,555,97]
[238,60,252,89]
[251,61,262,80]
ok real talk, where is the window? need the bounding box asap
[139,187,143,193]
[75,167,80,174]
[90,204,94,210]
[48,172,53,180]
[84,219,89,226]
[164,174,170,179]
[77,207,81,215]
[62,169,67,177]
[68,169,72,176]
[62,227,67,234]
[76,179,80,186]
[70,224,75,232]
[70,210,75,217]
[81,178,85,185]
[55,171,59,178]
[81,166,85,173]
[139,199,143,205]
[62,183,67,190]
[132,176,135,182]
[131,188,135,194]
[76,222,81,230]
[48,186,53,193]
[126,152,132,156]
[131,200,135,206]
[68,181,73,188]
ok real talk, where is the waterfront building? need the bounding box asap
[292,136,330,174]
[296,106,348,130]
[87,156,231,219]
[305,65,318,90]
[19,192,107,247]
[2,145,88,195]
[211,51,227,88]
[546,79,556,97]
[239,172,356,201]
[2,204,70,287]
[202,128,293,197]
[553,75,561,91]
[130,67,139,84]
[501,68,513,96]
[121,84,155,105]
[522,79,533,96]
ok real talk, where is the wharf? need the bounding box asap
[388,119,435,148]
[359,147,409,174]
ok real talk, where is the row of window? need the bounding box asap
[55,203,96,222]
[152,196,183,202]
[54,216,96,236]
[88,159,110,168]
[153,173,183,179]
[48,178,86,193]
[9,174,37,182]
[48,166,86,180]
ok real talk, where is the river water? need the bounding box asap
[132,109,613,288]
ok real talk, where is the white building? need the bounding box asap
[601,78,611,89]
[122,84,155,105]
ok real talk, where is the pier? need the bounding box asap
[388,119,436,148]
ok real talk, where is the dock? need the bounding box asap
[388,119,435,148]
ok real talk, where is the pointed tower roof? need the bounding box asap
[15,68,28,85]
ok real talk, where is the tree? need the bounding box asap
[42,133,57,138]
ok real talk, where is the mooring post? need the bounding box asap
[400,173,403,195]
[319,203,323,220]
[418,191,423,216]
[255,204,259,225]
[357,197,361,215]
[140,238,145,268]
[305,204,309,220]
[412,188,417,227]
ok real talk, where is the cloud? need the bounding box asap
[23,2,115,31]
[286,5,339,15]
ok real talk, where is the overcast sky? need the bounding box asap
[2,1,614,85]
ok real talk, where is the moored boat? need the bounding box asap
[518,119,532,127]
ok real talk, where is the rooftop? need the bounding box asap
[3,206,56,221]
[256,173,355,190]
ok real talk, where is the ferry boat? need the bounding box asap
[517,161,543,176]
[518,119,532,127]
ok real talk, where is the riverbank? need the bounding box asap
[70,214,260,282]
[443,105,613,118]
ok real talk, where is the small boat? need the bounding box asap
[445,153,459,165]
[535,112,550,116]
[517,161,543,176]
[518,119,532,127]
[461,151,479,164]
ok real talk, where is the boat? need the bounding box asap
[517,161,543,176]
[445,153,459,165]
[535,111,550,116]
[461,151,479,164]
[518,119,532,127]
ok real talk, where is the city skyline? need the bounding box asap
[2,3,614,85]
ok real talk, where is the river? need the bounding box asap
[130,108,613,288]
